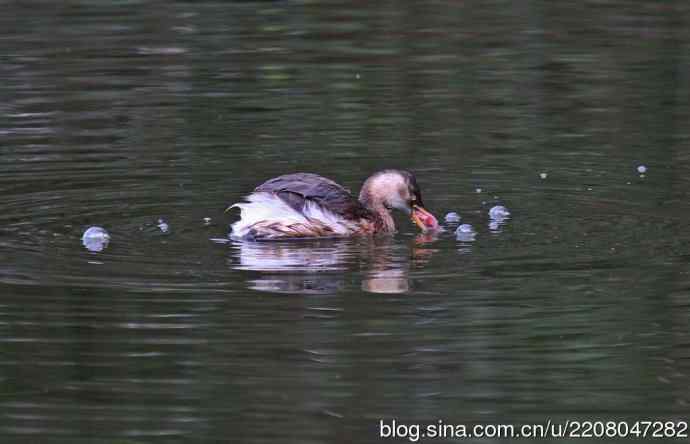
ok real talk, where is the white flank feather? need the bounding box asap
[229,192,358,239]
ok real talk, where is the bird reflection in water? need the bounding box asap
[228,234,439,294]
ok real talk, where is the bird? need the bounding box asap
[228,169,439,240]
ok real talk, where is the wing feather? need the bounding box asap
[254,173,371,220]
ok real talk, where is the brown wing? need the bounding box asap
[254,173,372,221]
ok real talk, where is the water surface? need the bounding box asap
[2,1,690,443]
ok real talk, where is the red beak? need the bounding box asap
[411,205,439,232]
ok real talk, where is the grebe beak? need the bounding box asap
[411,205,439,232]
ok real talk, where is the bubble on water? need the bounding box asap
[444,212,461,223]
[456,224,474,233]
[455,224,476,242]
[539,172,548,179]
[637,165,647,174]
[489,205,510,220]
[82,226,110,252]
[157,218,169,233]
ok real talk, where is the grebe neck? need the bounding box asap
[359,197,395,233]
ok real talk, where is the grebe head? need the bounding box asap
[359,170,439,232]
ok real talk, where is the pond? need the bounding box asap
[1,1,689,442]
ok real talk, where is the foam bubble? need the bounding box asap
[455,224,477,241]
[157,218,170,233]
[444,212,461,223]
[82,226,110,252]
[489,205,510,220]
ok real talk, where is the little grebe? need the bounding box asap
[229,169,439,240]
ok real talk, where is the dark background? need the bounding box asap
[1,1,689,443]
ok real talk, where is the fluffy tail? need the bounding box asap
[229,192,355,240]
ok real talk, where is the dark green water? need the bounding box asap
[1,2,690,443]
